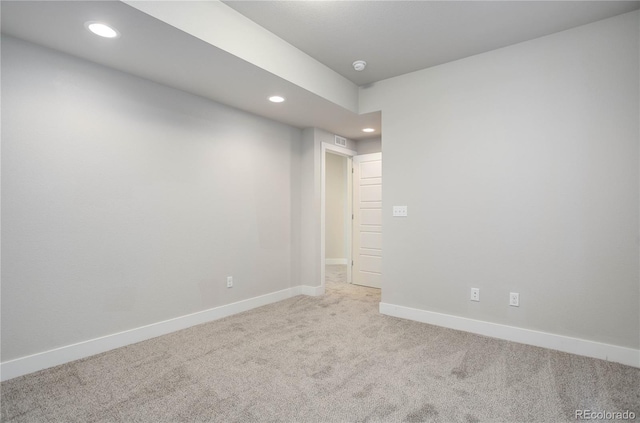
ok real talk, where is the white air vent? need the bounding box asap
[334,135,347,147]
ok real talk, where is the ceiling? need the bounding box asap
[224,1,640,86]
[2,1,638,140]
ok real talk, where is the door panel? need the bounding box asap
[352,153,382,289]
[361,232,382,250]
[360,256,382,273]
[360,178,382,186]
[360,209,381,225]
[360,185,382,202]
[360,161,381,178]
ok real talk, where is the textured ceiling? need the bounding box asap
[224,1,640,86]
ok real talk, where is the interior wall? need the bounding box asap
[315,129,357,151]
[356,137,382,155]
[325,152,347,261]
[1,36,303,361]
[299,128,321,288]
[359,11,640,350]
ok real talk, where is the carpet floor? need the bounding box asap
[2,265,639,422]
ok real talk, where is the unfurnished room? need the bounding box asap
[1,1,639,422]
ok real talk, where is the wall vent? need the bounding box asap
[334,135,347,147]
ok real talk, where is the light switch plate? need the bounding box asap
[393,206,408,217]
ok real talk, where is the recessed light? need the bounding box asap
[268,95,286,103]
[85,21,119,38]
[362,128,375,133]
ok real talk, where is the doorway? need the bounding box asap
[324,151,352,285]
[321,142,382,291]
[321,143,355,291]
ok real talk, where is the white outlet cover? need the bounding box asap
[470,288,480,302]
[393,206,408,217]
[509,292,519,306]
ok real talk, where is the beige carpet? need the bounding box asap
[2,266,639,422]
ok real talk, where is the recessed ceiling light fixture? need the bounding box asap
[268,95,286,103]
[362,128,375,133]
[85,21,119,38]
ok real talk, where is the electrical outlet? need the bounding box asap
[470,288,480,302]
[227,276,233,288]
[509,292,519,307]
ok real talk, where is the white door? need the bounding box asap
[352,153,382,288]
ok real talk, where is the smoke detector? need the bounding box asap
[352,60,367,72]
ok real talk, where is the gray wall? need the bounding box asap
[314,129,357,151]
[299,128,321,288]
[356,137,382,155]
[360,11,639,349]
[1,37,303,361]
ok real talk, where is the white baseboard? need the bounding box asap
[297,285,325,296]
[379,302,639,368]
[325,258,348,265]
[1,286,317,381]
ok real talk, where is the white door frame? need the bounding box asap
[321,142,357,289]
